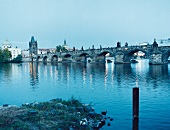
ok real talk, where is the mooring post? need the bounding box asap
[133,87,139,118]
[133,117,139,130]
[132,87,139,130]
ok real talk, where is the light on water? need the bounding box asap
[0,59,170,129]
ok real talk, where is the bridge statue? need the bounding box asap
[117,42,121,48]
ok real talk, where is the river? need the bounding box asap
[0,59,170,130]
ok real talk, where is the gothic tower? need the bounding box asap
[29,36,38,57]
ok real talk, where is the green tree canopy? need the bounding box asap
[56,45,67,52]
[11,54,22,63]
[0,48,11,63]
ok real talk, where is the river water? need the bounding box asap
[0,59,170,130]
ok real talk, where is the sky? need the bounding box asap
[0,0,170,49]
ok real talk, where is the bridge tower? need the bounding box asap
[29,36,38,61]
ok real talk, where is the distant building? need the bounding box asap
[38,49,48,55]
[63,39,68,50]
[49,48,56,53]
[22,49,29,58]
[2,39,21,60]
[2,39,12,49]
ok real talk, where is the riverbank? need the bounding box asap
[0,97,113,130]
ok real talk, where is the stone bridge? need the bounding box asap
[32,40,170,65]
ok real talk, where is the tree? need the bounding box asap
[0,49,11,63]
[11,55,22,63]
[0,49,3,62]
[56,45,67,52]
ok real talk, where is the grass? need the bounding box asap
[0,97,104,130]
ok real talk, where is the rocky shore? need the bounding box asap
[0,97,113,130]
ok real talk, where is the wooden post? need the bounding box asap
[132,87,139,130]
[133,117,138,130]
[133,87,139,118]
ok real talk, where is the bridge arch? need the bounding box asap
[51,55,58,62]
[36,56,40,62]
[79,53,88,57]
[162,50,170,63]
[124,48,148,62]
[43,56,48,63]
[75,53,89,62]
[63,54,72,58]
[98,50,113,56]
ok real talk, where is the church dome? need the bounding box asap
[3,39,11,45]
[2,39,12,49]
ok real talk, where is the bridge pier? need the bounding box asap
[149,53,163,65]
[149,39,165,65]
[114,52,127,64]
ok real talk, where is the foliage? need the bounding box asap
[0,48,11,63]
[0,97,108,130]
[56,45,68,52]
[11,55,22,63]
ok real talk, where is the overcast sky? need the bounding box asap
[0,0,170,49]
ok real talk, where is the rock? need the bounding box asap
[35,104,44,109]
[3,104,9,107]
[63,105,68,109]
[50,109,56,115]
[107,122,111,126]
[51,98,62,102]
[55,103,64,108]
[83,105,94,112]
[71,99,79,104]
[110,118,114,121]
[92,122,101,129]
[100,119,106,125]
[76,107,84,112]
[68,107,76,113]
[22,103,29,106]
[28,110,38,115]
[77,112,81,115]
[80,118,88,126]
[88,111,96,118]
[101,110,107,116]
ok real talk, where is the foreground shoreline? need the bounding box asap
[0,97,113,130]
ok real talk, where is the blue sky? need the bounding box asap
[0,0,170,49]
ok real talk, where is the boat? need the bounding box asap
[107,60,112,63]
[130,59,138,63]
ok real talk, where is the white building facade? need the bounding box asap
[2,39,21,60]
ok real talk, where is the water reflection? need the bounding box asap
[29,62,39,87]
[61,63,72,82]
[72,63,87,84]
[147,65,169,88]
[0,60,170,129]
[88,63,106,86]
[0,64,12,80]
[114,64,132,86]
[148,65,168,78]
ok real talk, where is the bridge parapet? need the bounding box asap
[33,41,170,64]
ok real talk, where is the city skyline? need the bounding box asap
[0,0,170,49]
